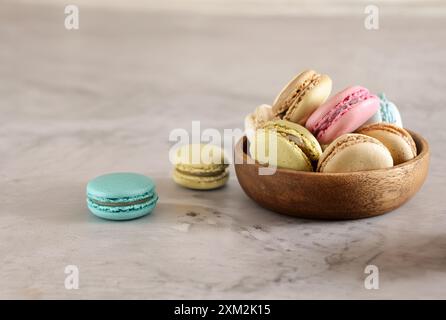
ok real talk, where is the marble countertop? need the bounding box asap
[1,2,445,299]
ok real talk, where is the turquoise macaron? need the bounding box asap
[365,93,403,127]
[86,172,158,220]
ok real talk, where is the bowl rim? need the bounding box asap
[235,129,429,176]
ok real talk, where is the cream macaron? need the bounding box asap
[272,70,332,125]
[357,123,417,165]
[317,134,393,173]
[244,104,274,141]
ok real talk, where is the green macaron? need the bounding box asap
[87,172,158,220]
[249,119,322,171]
[172,144,229,190]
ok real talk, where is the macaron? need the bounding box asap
[356,123,417,165]
[364,93,403,127]
[172,144,229,190]
[306,86,380,144]
[244,104,274,141]
[87,172,158,220]
[272,70,332,125]
[317,134,393,173]
[249,119,322,171]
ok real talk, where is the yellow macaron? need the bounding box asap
[172,144,229,190]
[272,70,332,125]
[317,133,394,173]
[249,119,322,171]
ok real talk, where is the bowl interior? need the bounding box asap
[234,130,429,219]
[239,129,428,175]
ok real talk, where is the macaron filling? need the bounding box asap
[88,196,152,207]
[87,194,158,213]
[87,190,158,212]
[312,88,373,139]
[87,191,154,204]
[175,166,228,178]
[174,168,229,182]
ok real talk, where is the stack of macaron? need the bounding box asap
[246,69,417,173]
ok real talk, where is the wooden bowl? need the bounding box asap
[234,130,429,220]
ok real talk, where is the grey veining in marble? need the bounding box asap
[1,2,446,299]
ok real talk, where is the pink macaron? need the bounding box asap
[306,86,380,144]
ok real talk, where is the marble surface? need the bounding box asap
[1,2,446,299]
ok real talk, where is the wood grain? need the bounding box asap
[234,130,430,220]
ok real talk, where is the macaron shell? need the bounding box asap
[87,172,155,199]
[380,96,403,127]
[318,134,393,173]
[357,124,416,165]
[175,163,226,176]
[88,197,158,221]
[173,144,228,168]
[250,130,313,171]
[245,105,274,142]
[254,104,274,127]
[284,74,332,125]
[384,104,403,127]
[316,95,380,144]
[262,119,322,161]
[363,94,403,128]
[306,86,364,131]
[172,144,229,190]
[320,144,330,152]
[172,169,229,190]
[272,70,316,109]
